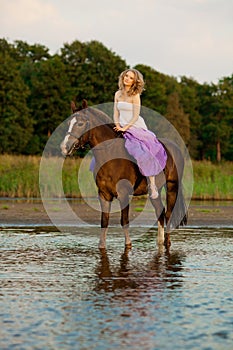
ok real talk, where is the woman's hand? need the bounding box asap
[114,125,127,132]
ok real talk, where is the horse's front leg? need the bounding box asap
[117,180,133,248]
[118,196,132,248]
[158,209,165,245]
[150,195,165,246]
[99,196,112,249]
[121,204,132,248]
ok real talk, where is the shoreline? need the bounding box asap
[0,198,232,228]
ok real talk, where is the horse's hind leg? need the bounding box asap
[99,196,112,249]
[164,180,178,248]
[120,203,132,248]
[150,195,165,246]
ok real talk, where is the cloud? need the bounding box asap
[1,0,59,25]
[0,0,71,50]
[0,0,232,83]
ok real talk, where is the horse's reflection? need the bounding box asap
[94,246,185,294]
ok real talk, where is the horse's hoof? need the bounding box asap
[164,239,171,249]
[125,242,132,249]
[98,242,106,250]
[164,233,171,248]
[157,238,165,246]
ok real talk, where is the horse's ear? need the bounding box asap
[71,101,77,113]
[82,99,88,109]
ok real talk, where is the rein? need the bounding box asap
[67,109,123,150]
[67,111,90,147]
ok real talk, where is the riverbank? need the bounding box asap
[0,199,232,227]
[0,155,233,200]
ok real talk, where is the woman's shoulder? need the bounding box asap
[114,90,121,100]
[132,93,141,104]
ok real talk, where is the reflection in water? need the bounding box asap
[95,247,185,294]
[1,227,233,350]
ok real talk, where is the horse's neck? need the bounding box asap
[89,123,127,161]
[89,123,116,147]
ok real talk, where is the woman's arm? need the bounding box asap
[113,91,120,127]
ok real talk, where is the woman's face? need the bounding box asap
[123,70,135,88]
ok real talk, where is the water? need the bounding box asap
[1,226,233,350]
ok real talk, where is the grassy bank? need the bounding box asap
[193,160,233,200]
[0,155,232,200]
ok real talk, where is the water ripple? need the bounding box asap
[0,227,233,349]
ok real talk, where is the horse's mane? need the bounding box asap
[73,100,120,136]
[89,107,113,124]
[89,107,119,135]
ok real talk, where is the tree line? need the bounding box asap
[0,38,232,161]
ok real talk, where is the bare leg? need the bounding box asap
[148,176,158,199]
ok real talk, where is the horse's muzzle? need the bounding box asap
[60,140,69,157]
[60,139,79,157]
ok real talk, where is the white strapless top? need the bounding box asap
[117,101,148,130]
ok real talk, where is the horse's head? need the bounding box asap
[60,100,90,156]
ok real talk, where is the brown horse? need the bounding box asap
[60,100,187,249]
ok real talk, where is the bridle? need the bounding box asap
[66,110,124,151]
[66,111,90,149]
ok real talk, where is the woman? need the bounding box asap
[113,68,167,199]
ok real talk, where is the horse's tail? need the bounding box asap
[168,182,188,230]
[160,138,188,230]
[176,183,188,227]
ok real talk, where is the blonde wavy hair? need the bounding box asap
[118,69,145,96]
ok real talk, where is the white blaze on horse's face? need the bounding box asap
[60,115,77,156]
[67,115,77,135]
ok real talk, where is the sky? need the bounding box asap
[0,0,232,84]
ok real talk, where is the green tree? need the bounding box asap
[14,40,50,62]
[60,40,87,100]
[165,91,190,145]
[179,77,203,159]
[0,50,33,153]
[0,38,14,55]
[0,37,232,159]
[134,64,167,115]
[25,56,71,153]
[217,75,233,161]
[85,40,127,103]
[199,79,232,161]
[60,40,127,105]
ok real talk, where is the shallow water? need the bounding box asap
[1,226,233,350]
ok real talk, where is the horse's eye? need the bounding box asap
[77,121,84,127]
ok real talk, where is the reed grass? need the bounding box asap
[192,160,233,200]
[0,155,232,200]
[0,155,40,197]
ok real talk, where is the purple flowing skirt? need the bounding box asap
[123,127,167,176]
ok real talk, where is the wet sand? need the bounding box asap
[0,199,232,227]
